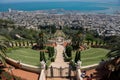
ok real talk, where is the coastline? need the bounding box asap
[0,1,120,14]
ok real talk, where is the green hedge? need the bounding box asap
[63,52,72,62]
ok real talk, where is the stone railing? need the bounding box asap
[81,64,98,71]
[6,57,47,80]
[6,57,40,73]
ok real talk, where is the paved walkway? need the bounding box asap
[49,44,69,68]
[47,44,70,80]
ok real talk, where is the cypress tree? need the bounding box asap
[75,50,81,63]
[18,41,21,47]
[30,41,34,46]
[66,45,73,57]
[51,47,54,57]
[40,51,43,61]
[23,41,25,46]
[47,46,54,58]
[15,41,18,47]
[75,50,78,63]
[27,41,29,46]
[43,52,46,62]
[78,51,81,61]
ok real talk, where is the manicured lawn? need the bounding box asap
[6,48,49,66]
[72,48,110,66]
[6,47,109,67]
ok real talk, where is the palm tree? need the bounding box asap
[0,42,7,66]
[36,31,47,49]
[105,36,120,80]
[107,37,120,58]
[72,30,84,50]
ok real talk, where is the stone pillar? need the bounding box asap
[76,60,83,80]
[40,61,46,69]
[77,60,82,69]
[39,61,46,80]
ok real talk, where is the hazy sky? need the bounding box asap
[0,0,119,3]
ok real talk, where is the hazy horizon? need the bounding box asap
[0,0,119,3]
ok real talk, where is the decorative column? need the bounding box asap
[76,60,83,80]
[39,61,46,80]
[40,61,46,69]
[77,60,82,69]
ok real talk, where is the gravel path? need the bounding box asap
[49,44,69,68]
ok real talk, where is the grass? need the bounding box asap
[6,47,110,67]
[72,48,110,66]
[6,48,49,66]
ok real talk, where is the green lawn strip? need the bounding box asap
[81,56,105,66]
[7,53,40,66]
[81,48,108,56]
[11,48,40,56]
[72,48,109,66]
[82,54,105,60]
[82,60,100,66]
[6,48,49,66]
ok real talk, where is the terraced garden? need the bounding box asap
[6,48,49,66]
[73,48,110,66]
[6,47,109,66]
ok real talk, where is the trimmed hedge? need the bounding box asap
[63,52,72,62]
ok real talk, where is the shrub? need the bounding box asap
[63,52,72,62]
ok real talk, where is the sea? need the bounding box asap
[0,1,120,14]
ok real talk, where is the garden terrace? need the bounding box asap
[71,48,109,66]
[6,47,109,67]
[6,48,49,66]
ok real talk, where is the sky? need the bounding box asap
[0,0,119,3]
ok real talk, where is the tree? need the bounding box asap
[47,46,54,58]
[36,31,47,49]
[74,50,81,63]
[0,42,7,66]
[40,51,46,62]
[42,52,46,62]
[106,37,120,58]
[40,51,43,61]
[106,36,120,76]
[104,36,120,80]
[65,45,73,57]
[72,30,84,50]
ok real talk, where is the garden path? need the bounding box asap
[49,44,69,68]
